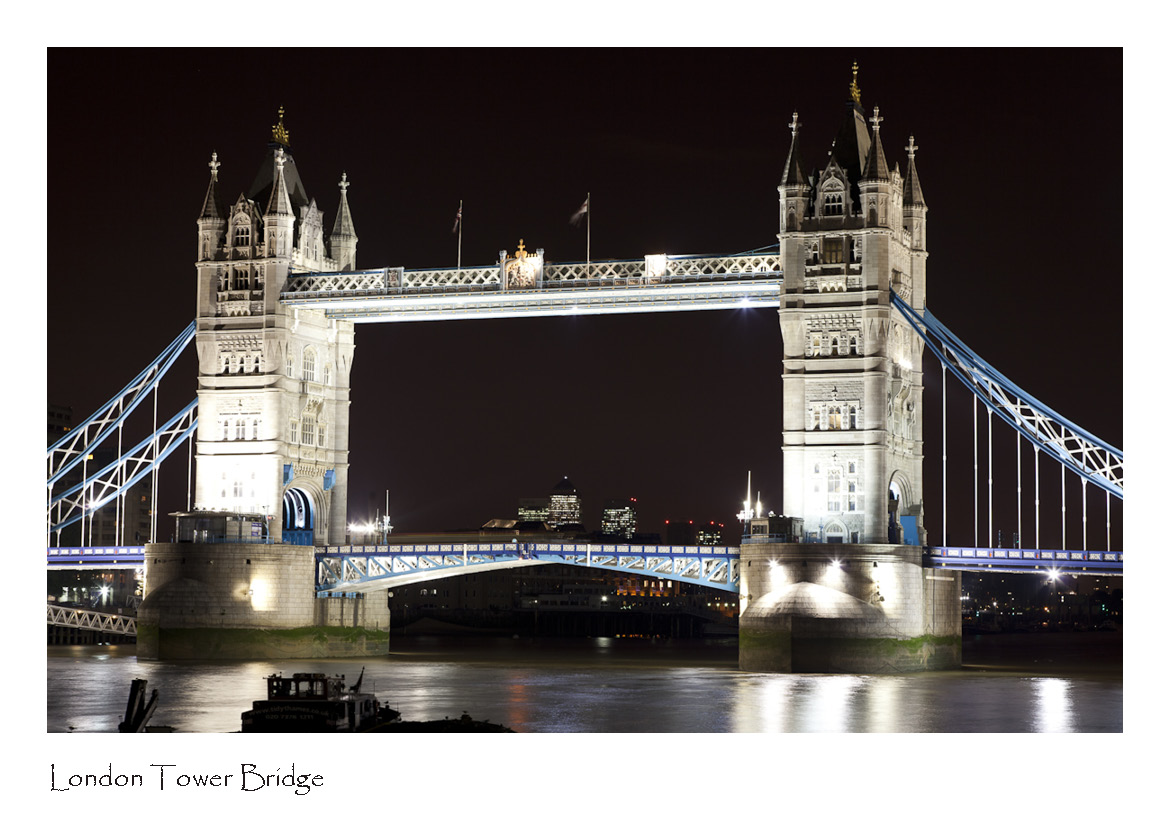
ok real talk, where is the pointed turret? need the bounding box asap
[330,172,358,271]
[825,63,871,205]
[778,112,813,235]
[861,106,890,181]
[197,152,226,262]
[263,147,295,258]
[903,135,926,208]
[902,135,928,254]
[265,147,294,218]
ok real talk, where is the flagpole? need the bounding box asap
[586,192,591,277]
[457,199,463,272]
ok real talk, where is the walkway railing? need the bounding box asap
[47,604,137,636]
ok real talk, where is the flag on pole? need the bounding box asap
[570,196,589,227]
[451,204,462,234]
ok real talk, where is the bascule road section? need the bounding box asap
[279,247,784,322]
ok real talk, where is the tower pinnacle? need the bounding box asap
[849,62,861,104]
[271,106,290,147]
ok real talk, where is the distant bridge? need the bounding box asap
[47,603,137,637]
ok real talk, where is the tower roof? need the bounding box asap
[551,476,577,494]
[780,112,809,188]
[861,106,890,182]
[903,136,927,207]
[332,172,357,238]
[264,147,295,217]
[827,64,872,202]
[248,109,310,213]
[199,152,225,220]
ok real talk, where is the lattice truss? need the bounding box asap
[46,604,138,636]
[47,322,195,487]
[282,253,782,297]
[48,400,198,534]
[892,294,1122,499]
[316,542,741,594]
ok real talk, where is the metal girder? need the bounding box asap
[47,604,138,636]
[315,542,741,594]
[46,546,146,569]
[892,293,1123,499]
[925,546,1123,576]
[281,253,783,322]
[48,400,198,534]
[47,322,195,486]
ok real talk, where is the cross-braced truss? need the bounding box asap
[47,322,195,487]
[315,542,741,594]
[892,293,1122,499]
[47,604,138,636]
[48,400,198,534]
[280,253,784,322]
[926,546,1123,576]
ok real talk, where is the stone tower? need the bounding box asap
[777,65,929,546]
[192,109,358,544]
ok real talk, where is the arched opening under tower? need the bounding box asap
[283,487,315,546]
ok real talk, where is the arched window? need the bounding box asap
[812,409,821,430]
[251,418,259,440]
[302,347,317,383]
[824,192,844,216]
[830,336,839,356]
[850,336,859,355]
[827,471,842,512]
[317,422,326,447]
[828,406,843,430]
[323,364,331,386]
[222,420,229,441]
[849,406,857,429]
[286,351,294,378]
[811,335,822,357]
[233,224,250,248]
[235,419,246,440]
[302,415,315,445]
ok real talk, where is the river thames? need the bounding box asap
[47,632,1121,733]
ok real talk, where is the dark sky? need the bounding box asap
[45,48,1123,547]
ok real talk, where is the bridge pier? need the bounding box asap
[137,542,388,660]
[738,543,960,673]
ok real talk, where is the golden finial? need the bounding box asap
[849,62,861,104]
[515,239,528,260]
[271,106,291,147]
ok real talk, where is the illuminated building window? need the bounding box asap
[302,347,317,383]
[823,238,844,263]
[848,479,857,511]
[827,406,843,430]
[811,335,821,356]
[827,471,842,512]
[812,409,820,430]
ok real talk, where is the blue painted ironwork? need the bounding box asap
[48,399,198,534]
[891,293,1122,499]
[46,546,146,569]
[47,321,195,487]
[925,546,1122,576]
[315,542,740,595]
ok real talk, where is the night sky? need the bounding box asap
[45,48,1123,547]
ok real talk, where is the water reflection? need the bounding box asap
[46,635,1121,733]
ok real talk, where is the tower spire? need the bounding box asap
[265,147,293,217]
[903,135,927,207]
[199,151,225,220]
[330,171,359,271]
[780,111,809,187]
[862,105,890,181]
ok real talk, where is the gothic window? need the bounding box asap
[850,335,859,356]
[302,347,317,383]
[235,419,246,440]
[828,406,843,430]
[823,238,844,264]
[233,480,243,499]
[812,409,821,430]
[811,335,822,357]
[252,353,261,372]
[233,225,250,248]
[221,354,230,374]
[830,336,840,356]
[827,471,842,512]
[228,355,238,374]
[323,364,331,386]
[286,351,294,378]
[222,420,229,441]
[847,479,858,512]
[318,422,326,447]
[302,415,315,445]
[824,193,844,216]
[849,406,857,429]
[252,418,259,440]
[848,461,857,475]
[290,420,298,444]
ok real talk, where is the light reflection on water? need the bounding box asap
[46,634,1121,734]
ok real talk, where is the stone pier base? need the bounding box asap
[137,542,389,660]
[738,543,961,673]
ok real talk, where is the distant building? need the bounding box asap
[600,497,637,539]
[547,476,581,529]
[696,521,725,546]
[664,519,697,546]
[517,497,550,523]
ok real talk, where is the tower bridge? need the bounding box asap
[47,74,1122,671]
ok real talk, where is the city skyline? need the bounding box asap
[45,48,1123,547]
